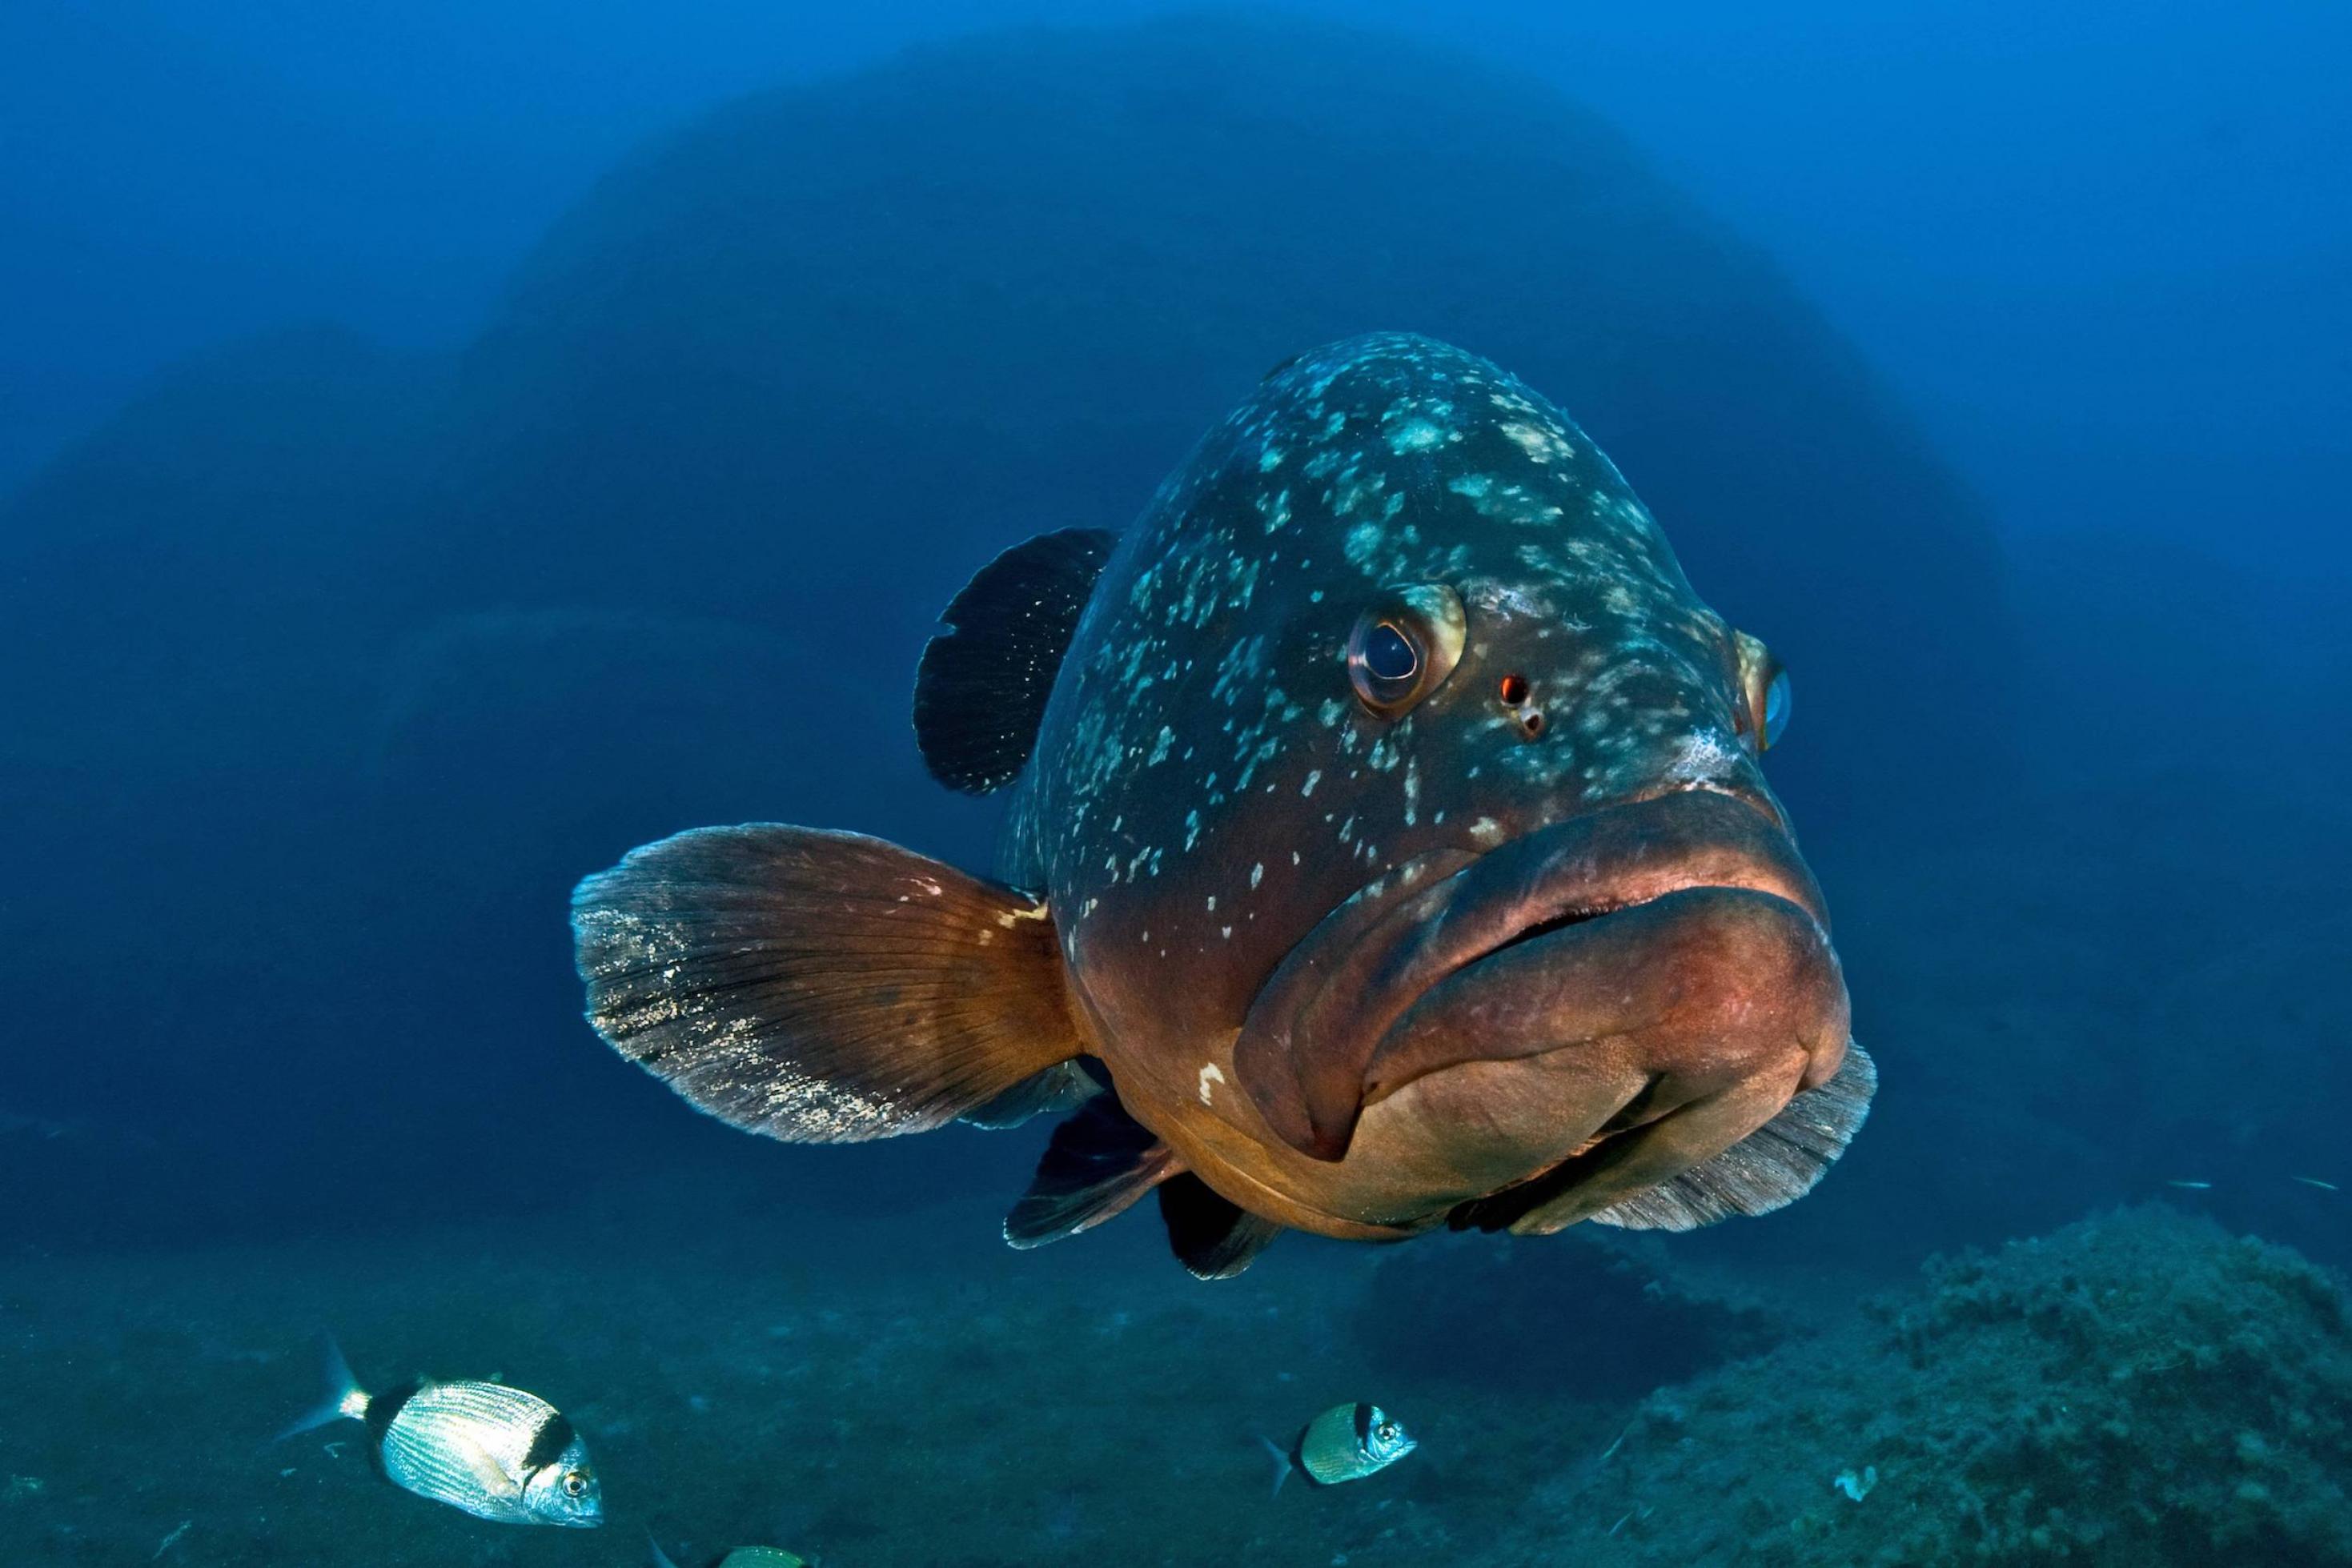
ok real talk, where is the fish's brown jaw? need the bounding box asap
[1365,884,1848,1229]
[1230,790,1844,1164]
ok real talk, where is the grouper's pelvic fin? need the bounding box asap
[1004,1087,1182,1248]
[572,825,1088,1142]
[962,1059,1103,1130]
[914,527,1117,793]
[1158,1173,1283,1279]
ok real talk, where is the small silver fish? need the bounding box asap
[1261,1402,1416,1493]
[279,1336,602,1528]
[2293,1176,2340,1192]
[650,1531,809,1568]
[2165,1180,2214,1190]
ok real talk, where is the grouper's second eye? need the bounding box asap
[1347,584,1466,717]
[1734,629,1790,751]
[1763,667,1792,748]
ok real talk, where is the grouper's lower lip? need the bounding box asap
[1230,789,1841,1162]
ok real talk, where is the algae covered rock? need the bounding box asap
[1526,1206,2352,1566]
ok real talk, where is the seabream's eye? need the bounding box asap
[1347,585,1466,717]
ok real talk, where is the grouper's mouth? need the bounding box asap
[1229,789,1850,1167]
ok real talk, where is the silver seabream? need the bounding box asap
[1261,1402,1417,1493]
[277,1335,603,1528]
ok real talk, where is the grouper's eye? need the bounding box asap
[1347,585,1466,717]
[1734,630,1790,751]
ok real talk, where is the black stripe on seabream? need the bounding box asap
[363,1381,422,1449]
[522,1411,576,1471]
[363,1381,422,1473]
[1353,1402,1374,1452]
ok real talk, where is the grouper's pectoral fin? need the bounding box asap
[914,527,1118,793]
[1157,1173,1283,1279]
[1451,1043,1877,1235]
[572,825,1087,1141]
[1004,1089,1182,1248]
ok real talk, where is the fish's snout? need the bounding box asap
[1233,791,1836,1163]
[1367,882,1846,1109]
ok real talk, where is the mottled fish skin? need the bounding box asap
[1002,333,1834,1235]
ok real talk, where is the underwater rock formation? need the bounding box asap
[470,10,2013,817]
[1519,1205,2352,1565]
[0,12,2011,1222]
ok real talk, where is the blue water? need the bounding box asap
[2,6,2347,1565]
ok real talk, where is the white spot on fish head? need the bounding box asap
[1499,420,1571,463]
[1387,417,1443,453]
[1662,728,1748,788]
[1467,576,1556,624]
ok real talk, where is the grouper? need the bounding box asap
[572,333,1873,1277]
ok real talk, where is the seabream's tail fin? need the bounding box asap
[275,1333,368,1442]
[1259,1434,1295,1498]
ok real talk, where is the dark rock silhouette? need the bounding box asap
[460,12,2013,813]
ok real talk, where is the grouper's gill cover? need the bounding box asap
[574,332,1873,1278]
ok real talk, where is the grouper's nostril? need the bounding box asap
[1496,672,1544,737]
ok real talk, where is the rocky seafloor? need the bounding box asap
[2,1177,2346,1568]
[1504,1206,2352,1566]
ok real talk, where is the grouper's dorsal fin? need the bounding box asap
[915,527,1117,793]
